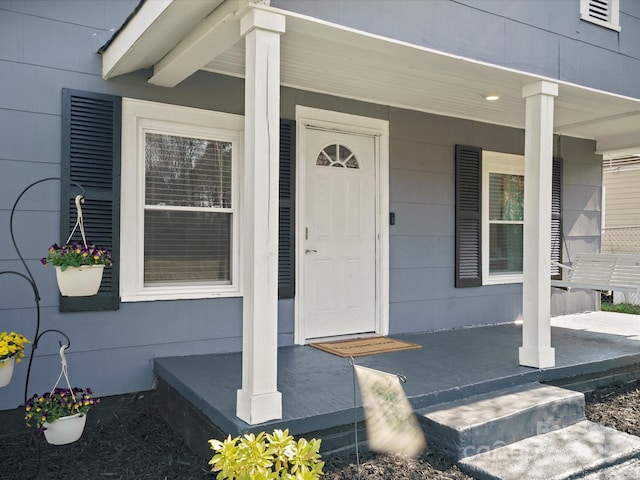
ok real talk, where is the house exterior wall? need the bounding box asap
[601,166,640,259]
[603,168,640,228]
[0,0,602,411]
[273,0,640,99]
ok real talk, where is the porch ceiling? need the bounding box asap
[102,2,640,156]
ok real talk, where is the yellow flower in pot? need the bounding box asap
[0,332,30,387]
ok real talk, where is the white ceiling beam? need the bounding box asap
[556,111,640,131]
[600,147,640,159]
[149,0,250,87]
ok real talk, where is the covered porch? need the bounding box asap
[154,311,640,457]
[101,0,640,427]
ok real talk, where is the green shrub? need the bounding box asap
[601,303,640,315]
[209,429,324,480]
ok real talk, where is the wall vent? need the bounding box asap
[604,156,640,173]
[580,0,620,30]
[586,0,611,22]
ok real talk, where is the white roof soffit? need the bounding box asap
[101,0,227,80]
[102,2,640,154]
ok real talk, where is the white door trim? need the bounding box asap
[294,106,389,344]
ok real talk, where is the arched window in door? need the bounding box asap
[316,143,359,169]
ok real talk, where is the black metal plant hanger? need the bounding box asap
[0,177,84,405]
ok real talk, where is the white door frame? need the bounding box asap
[294,106,389,344]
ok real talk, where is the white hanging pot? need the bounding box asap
[55,265,104,297]
[0,356,15,388]
[43,413,87,445]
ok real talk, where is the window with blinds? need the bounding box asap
[455,145,562,287]
[144,132,233,286]
[482,151,525,284]
[120,98,243,301]
[488,173,524,275]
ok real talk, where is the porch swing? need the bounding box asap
[549,232,640,294]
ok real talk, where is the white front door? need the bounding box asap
[302,126,377,339]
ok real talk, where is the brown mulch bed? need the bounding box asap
[1,380,639,479]
[584,380,640,437]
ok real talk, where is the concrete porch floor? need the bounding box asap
[154,312,640,456]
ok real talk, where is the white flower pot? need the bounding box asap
[55,265,104,297]
[0,356,15,388]
[43,413,87,445]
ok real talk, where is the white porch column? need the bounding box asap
[519,81,558,369]
[236,8,285,425]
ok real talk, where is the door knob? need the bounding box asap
[305,249,317,254]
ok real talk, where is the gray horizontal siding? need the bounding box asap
[273,0,640,99]
[0,1,135,30]
[604,169,640,227]
[388,107,524,333]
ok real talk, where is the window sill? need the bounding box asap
[483,274,523,286]
[121,288,242,302]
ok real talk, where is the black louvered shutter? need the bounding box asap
[60,89,121,311]
[455,145,482,287]
[550,158,563,279]
[278,120,296,298]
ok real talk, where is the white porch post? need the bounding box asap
[236,9,285,425]
[519,80,558,369]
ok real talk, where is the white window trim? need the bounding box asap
[580,0,621,32]
[121,98,244,302]
[482,151,525,285]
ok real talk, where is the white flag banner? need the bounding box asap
[354,364,427,458]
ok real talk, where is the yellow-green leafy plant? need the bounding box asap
[209,429,324,480]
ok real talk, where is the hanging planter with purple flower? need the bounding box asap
[25,345,99,445]
[41,243,112,296]
[41,195,113,297]
[25,387,99,445]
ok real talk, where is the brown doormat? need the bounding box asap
[308,336,422,357]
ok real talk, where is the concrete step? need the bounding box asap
[580,458,640,480]
[416,383,585,459]
[458,420,640,480]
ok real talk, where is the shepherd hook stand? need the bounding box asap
[0,177,85,404]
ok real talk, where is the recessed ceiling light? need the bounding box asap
[483,94,500,101]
